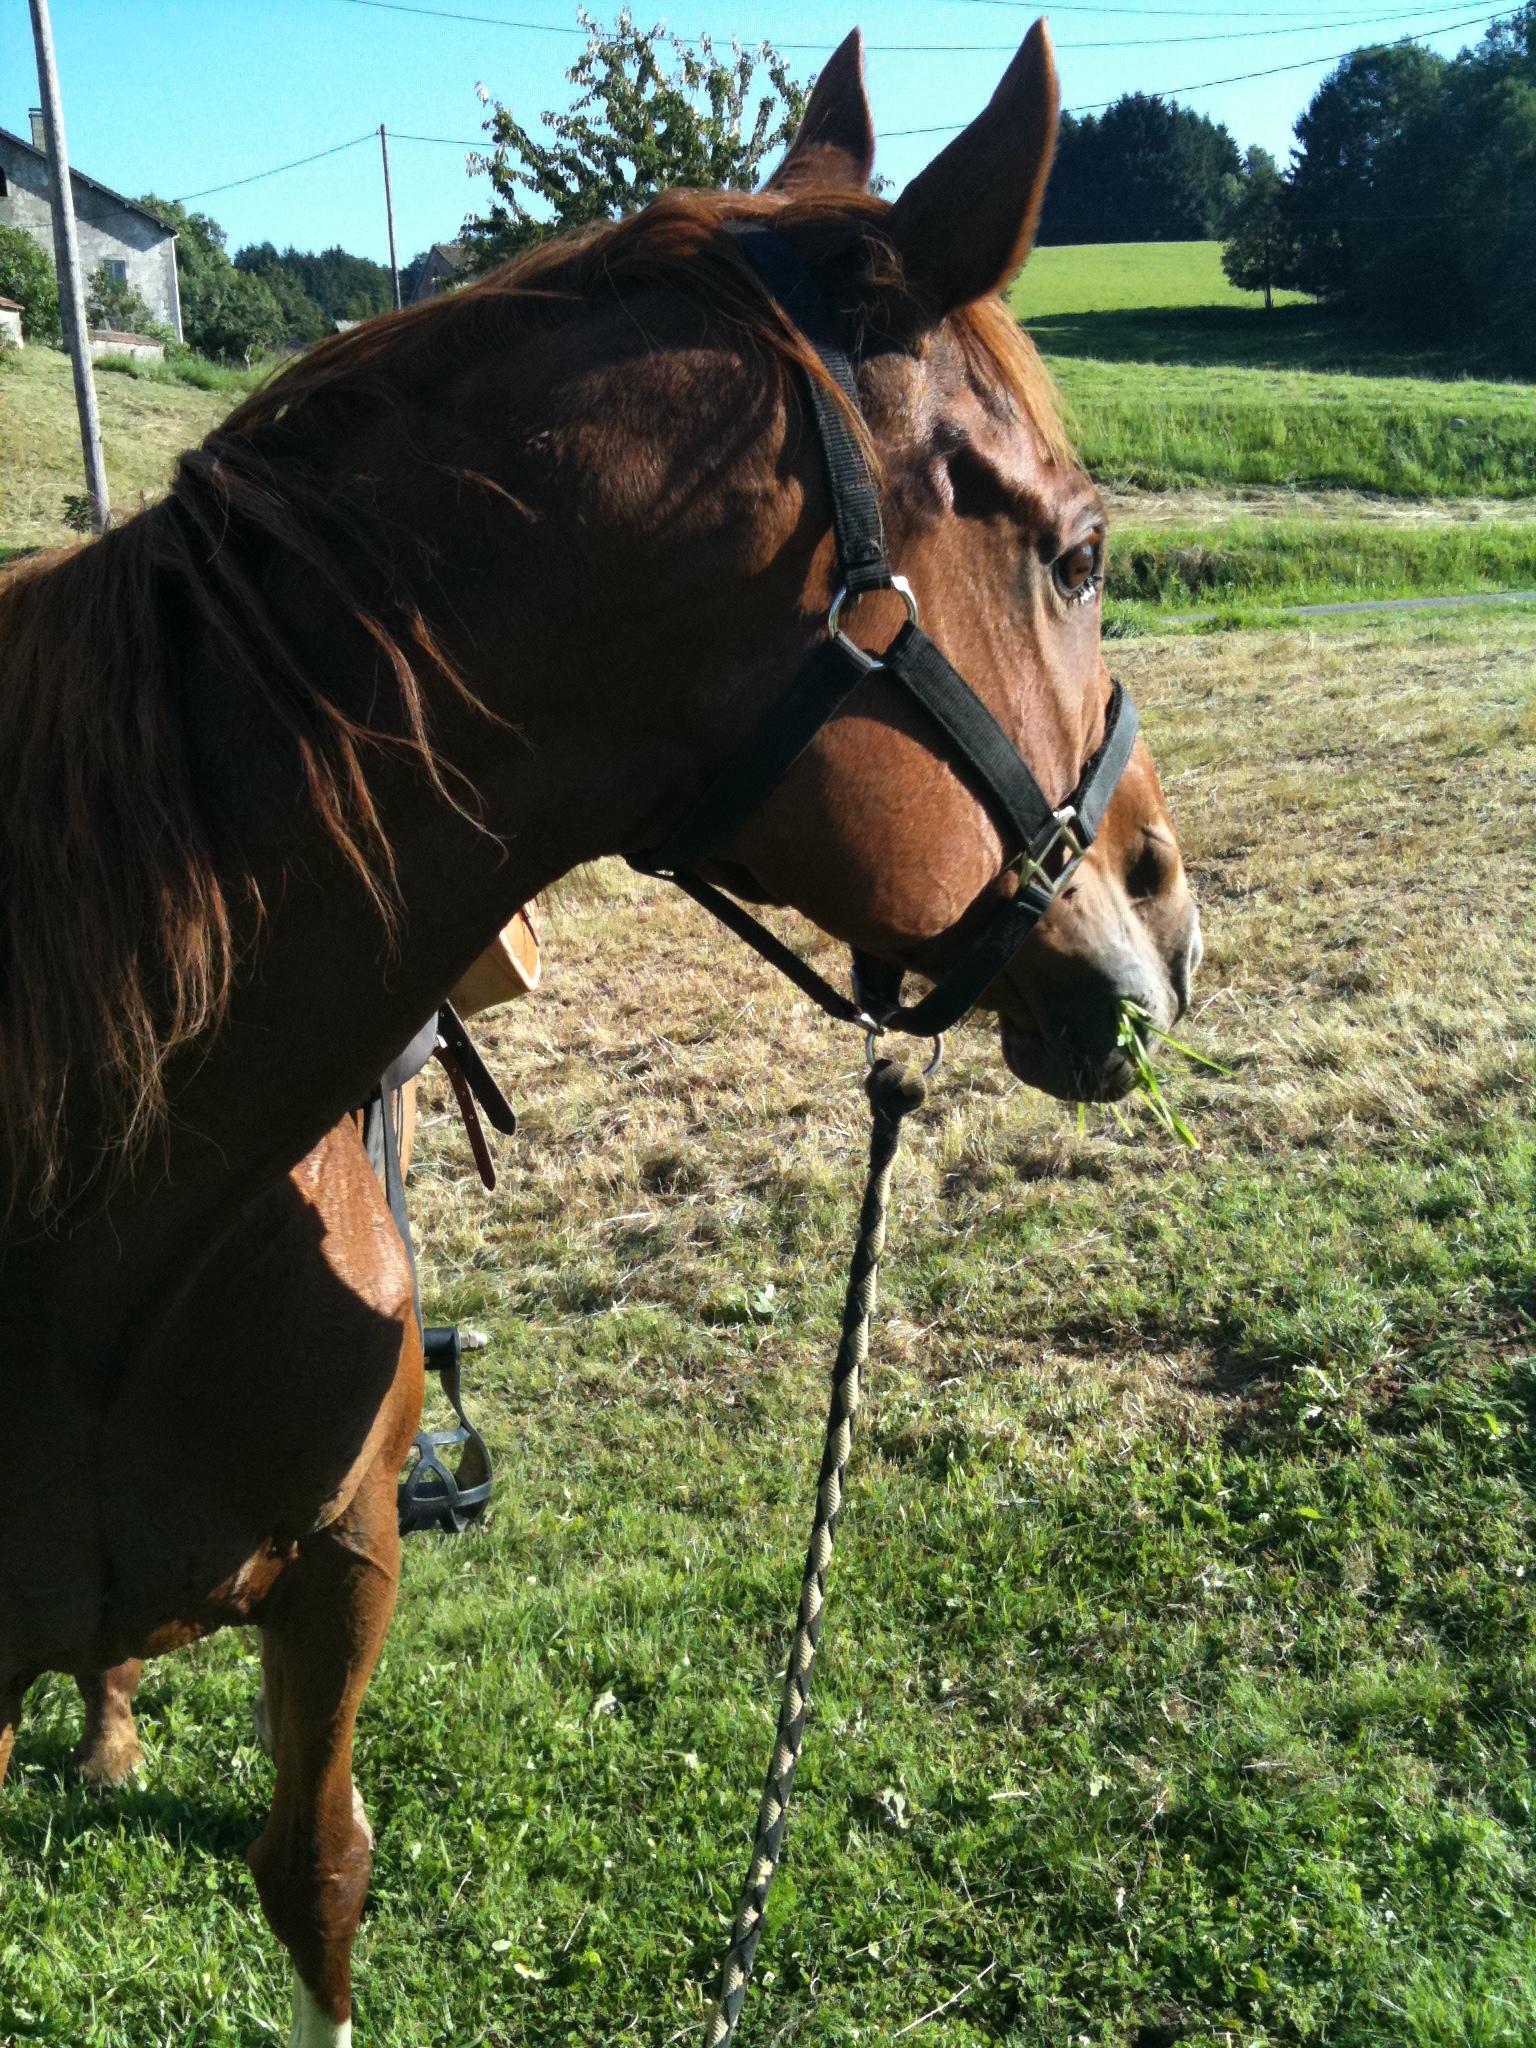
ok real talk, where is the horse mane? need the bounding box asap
[0,184,1070,1220]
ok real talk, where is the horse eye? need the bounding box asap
[1053,538,1103,606]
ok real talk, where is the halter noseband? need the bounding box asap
[634,223,1140,1042]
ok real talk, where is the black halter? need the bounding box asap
[635,225,1140,1043]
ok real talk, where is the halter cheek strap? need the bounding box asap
[632,223,1139,1042]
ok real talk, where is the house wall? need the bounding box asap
[0,136,181,340]
[0,304,22,348]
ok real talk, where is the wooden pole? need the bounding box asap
[28,0,110,534]
[380,124,402,310]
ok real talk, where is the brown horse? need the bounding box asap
[0,24,1200,2043]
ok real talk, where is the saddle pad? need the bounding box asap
[449,901,542,1018]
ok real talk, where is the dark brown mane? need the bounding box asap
[0,183,1070,1219]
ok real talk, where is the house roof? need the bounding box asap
[0,126,175,235]
[0,295,22,311]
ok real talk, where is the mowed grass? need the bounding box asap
[1012,240,1311,319]
[0,345,248,556]
[3,615,1534,2045]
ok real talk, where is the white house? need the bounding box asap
[0,110,182,341]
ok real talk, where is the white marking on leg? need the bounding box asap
[288,1976,351,2048]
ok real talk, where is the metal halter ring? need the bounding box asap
[828,575,919,673]
[865,1027,944,1077]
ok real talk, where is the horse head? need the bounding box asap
[569,27,1202,1100]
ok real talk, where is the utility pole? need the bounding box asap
[28,0,110,534]
[380,124,401,310]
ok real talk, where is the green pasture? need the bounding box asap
[0,346,254,557]
[3,613,1534,2046]
[1106,516,1536,624]
[1052,360,1536,501]
[1011,241,1505,379]
[1013,240,1311,320]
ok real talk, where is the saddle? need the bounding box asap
[359,908,540,1536]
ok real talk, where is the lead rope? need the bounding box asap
[703,1054,929,2048]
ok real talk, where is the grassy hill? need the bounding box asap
[0,346,244,557]
[1013,239,1310,318]
[1012,240,1521,379]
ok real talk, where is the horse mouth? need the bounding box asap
[999,1022,1138,1104]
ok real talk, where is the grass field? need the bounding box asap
[0,347,249,556]
[2,611,1533,2046]
[1105,517,1536,623]
[1013,241,1311,320]
[1010,243,1504,379]
[1053,359,1536,501]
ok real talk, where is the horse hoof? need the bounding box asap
[71,1731,145,1791]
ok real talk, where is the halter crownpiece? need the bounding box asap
[634,222,1139,1042]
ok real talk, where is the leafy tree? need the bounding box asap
[1038,96,1241,244]
[231,244,329,343]
[1284,9,1536,366]
[400,248,433,303]
[1285,42,1448,300]
[235,243,393,326]
[1219,147,1294,309]
[463,8,807,268]
[85,261,164,337]
[0,223,60,343]
[139,195,287,362]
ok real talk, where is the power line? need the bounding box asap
[946,0,1478,14]
[160,2,1510,213]
[888,5,1505,131]
[332,0,1493,53]
[176,131,378,203]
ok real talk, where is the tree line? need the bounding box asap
[0,206,429,360]
[1223,6,1536,362]
[7,8,1529,370]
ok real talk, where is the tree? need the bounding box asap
[85,261,163,337]
[1285,42,1448,300]
[1219,147,1293,309]
[1038,96,1241,244]
[235,243,394,327]
[139,195,288,362]
[463,8,808,269]
[231,244,329,344]
[1283,10,1536,366]
[0,223,60,343]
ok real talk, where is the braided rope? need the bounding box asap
[703,1056,928,2048]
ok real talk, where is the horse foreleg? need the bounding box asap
[247,1458,400,2047]
[0,1671,35,1788]
[71,1658,146,1788]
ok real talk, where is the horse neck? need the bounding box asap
[21,316,785,1359]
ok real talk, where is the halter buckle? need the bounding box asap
[1018,807,1087,898]
[827,576,918,673]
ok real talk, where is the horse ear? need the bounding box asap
[763,30,875,194]
[885,20,1058,316]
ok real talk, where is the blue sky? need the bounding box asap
[0,0,1503,266]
